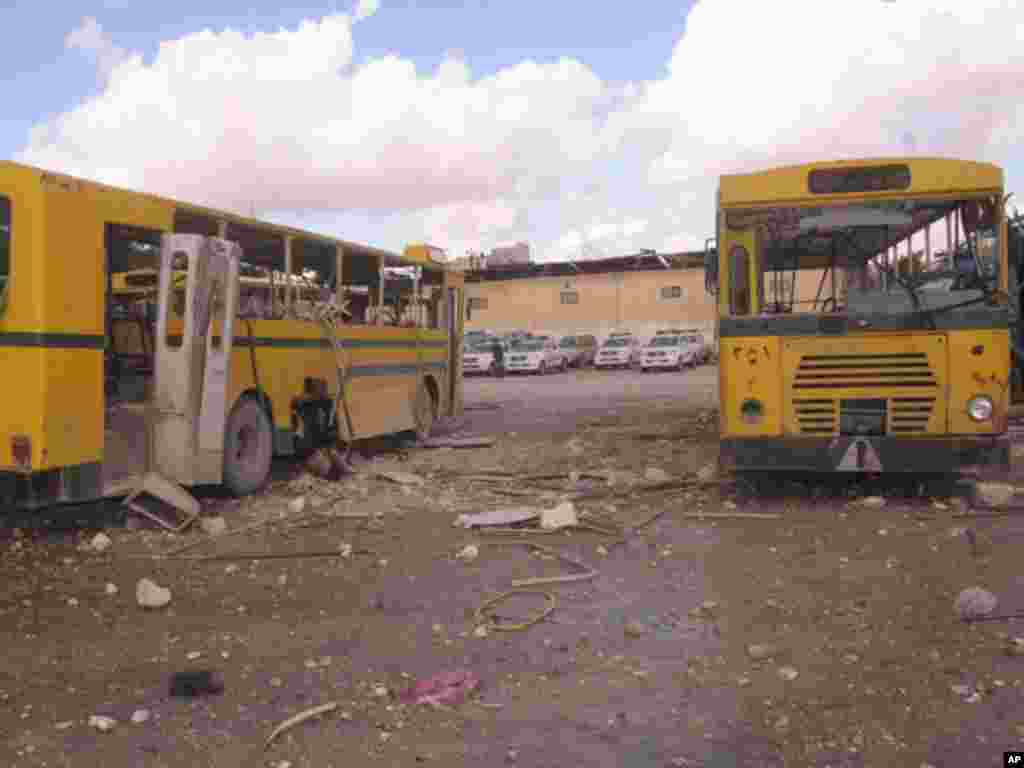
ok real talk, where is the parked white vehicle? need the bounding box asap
[462,339,505,376]
[681,333,711,364]
[640,334,698,372]
[505,338,568,374]
[594,335,641,369]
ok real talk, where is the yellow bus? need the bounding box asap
[0,160,465,510]
[705,157,1011,475]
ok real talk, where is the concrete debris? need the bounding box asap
[89,533,112,553]
[540,502,578,531]
[644,467,671,483]
[378,470,425,486]
[777,666,799,681]
[859,496,886,508]
[1006,637,1024,657]
[288,497,307,515]
[746,643,778,660]
[305,449,334,479]
[955,587,998,620]
[624,621,646,638]
[136,578,172,609]
[88,715,116,732]
[104,583,118,596]
[457,544,480,562]
[130,709,151,724]
[696,464,717,483]
[972,481,1016,509]
[473,625,489,638]
[200,516,227,537]
[454,507,540,529]
[339,543,353,558]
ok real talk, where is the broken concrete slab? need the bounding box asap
[454,508,540,529]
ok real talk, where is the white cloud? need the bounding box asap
[354,0,380,22]
[21,2,1024,263]
[65,16,128,85]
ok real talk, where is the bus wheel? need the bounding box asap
[223,397,274,497]
[414,381,437,441]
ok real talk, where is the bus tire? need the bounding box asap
[223,397,274,497]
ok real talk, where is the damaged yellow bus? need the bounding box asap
[706,157,1011,476]
[0,161,466,511]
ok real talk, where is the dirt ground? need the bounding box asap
[2,364,1024,767]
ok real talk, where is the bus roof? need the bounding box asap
[0,160,451,272]
[718,157,1003,207]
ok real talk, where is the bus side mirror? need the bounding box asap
[704,238,718,296]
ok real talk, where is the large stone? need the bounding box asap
[972,482,1016,509]
[136,578,172,609]
[200,516,227,537]
[955,587,997,619]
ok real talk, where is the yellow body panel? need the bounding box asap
[719,337,783,436]
[719,157,1003,208]
[946,329,1010,434]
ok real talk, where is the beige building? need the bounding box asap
[466,251,831,342]
[464,251,832,343]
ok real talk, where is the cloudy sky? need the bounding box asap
[4,0,1024,262]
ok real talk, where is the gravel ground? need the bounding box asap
[1,364,1023,767]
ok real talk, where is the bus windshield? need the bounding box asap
[729,197,1002,318]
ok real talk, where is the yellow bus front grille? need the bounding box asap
[790,353,940,436]
[793,353,937,390]
[794,398,836,434]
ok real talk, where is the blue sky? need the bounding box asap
[4,1,1024,262]
[0,0,692,163]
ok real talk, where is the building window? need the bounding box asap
[660,285,684,300]
[560,291,579,305]
[468,297,488,311]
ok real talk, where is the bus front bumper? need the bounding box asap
[719,435,1010,475]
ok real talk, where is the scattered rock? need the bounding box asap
[596,545,609,556]
[373,685,389,698]
[55,721,74,730]
[696,464,717,483]
[860,496,886,508]
[136,578,172,609]
[88,715,116,732]
[457,544,479,563]
[89,533,112,553]
[473,625,489,639]
[130,709,151,725]
[566,438,585,456]
[736,677,751,688]
[540,502,577,531]
[377,470,425,486]
[270,677,283,688]
[104,583,118,596]
[624,621,646,638]
[200,516,227,537]
[972,481,1016,508]
[644,467,671,483]
[955,587,998,620]
[506,749,519,762]
[339,542,353,558]
[186,651,203,661]
[1005,637,1024,657]
[777,666,799,681]
[746,643,778,660]
[288,496,307,515]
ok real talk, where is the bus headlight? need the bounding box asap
[740,399,764,425]
[966,395,993,422]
